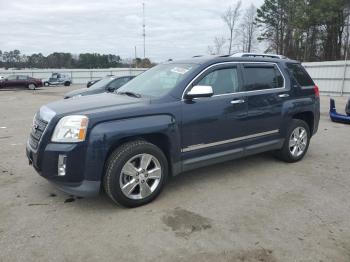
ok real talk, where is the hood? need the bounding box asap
[45,92,149,116]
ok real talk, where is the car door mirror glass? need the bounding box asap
[185,85,213,99]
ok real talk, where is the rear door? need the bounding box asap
[241,63,288,142]
[17,75,29,87]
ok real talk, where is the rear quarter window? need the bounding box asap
[287,63,314,86]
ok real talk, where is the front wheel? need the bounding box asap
[103,140,168,207]
[275,119,310,163]
[64,81,71,86]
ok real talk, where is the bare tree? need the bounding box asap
[208,36,227,55]
[222,1,242,54]
[240,4,257,53]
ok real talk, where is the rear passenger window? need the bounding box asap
[287,63,314,86]
[243,65,284,91]
[197,67,239,95]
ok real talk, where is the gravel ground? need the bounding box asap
[0,86,349,262]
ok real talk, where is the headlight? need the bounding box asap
[72,94,82,99]
[52,115,89,143]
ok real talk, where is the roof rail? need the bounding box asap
[230,52,288,59]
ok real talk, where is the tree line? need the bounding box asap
[0,50,153,69]
[208,0,350,62]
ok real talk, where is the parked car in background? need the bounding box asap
[64,75,135,99]
[44,73,71,86]
[86,74,115,87]
[0,75,43,89]
[27,55,320,207]
[87,79,101,87]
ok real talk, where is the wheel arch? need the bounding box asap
[84,115,181,182]
[292,111,314,135]
[104,133,173,176]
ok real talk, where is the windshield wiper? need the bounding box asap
[116,91,142,98]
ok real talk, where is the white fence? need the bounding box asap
[0,68,147,84]
[303,61,350,95]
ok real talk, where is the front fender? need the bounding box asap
[83,114,180,181]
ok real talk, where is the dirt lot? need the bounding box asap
[0,86,349,262]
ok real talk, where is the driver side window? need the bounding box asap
[196,67,239,95]
[7,75,17,80]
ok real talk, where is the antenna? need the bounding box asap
[142,2,146,58]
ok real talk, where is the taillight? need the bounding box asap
[314,85,319,97]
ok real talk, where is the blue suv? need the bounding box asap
[26,56,320,207]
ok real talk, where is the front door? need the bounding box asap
[181,63,248,162]
[5,75,18,87]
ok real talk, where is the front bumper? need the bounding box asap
[50,180,101,197]
[330,98,350,124]
[346,100,350,116]
[26,141,101,197]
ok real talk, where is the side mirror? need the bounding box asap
[184,85,213,99]
[107,86,115,92]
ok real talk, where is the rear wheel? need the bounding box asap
[275,119,310,163]
[103,140,168,207]
[28,83,36,90]
[64,81,71,86]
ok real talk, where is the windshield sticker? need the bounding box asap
[171,67,190,75]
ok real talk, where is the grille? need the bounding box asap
[29,115,48,150]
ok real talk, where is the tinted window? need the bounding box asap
[7,75,17,80]
[287,63,314,86]
[196,67,239,95]
[18,75,28,80]
[89,77,114,89]
[108,77,129,89]
[243,65,283,91]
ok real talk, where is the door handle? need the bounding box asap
[278,93,290,98]
[230,99,245,104]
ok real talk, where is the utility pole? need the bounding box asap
[341,17,350,96]
[134,46,137,68]
[142,2,146,58]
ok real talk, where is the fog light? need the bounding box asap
[58,155,67,176]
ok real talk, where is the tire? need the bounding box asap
[275,119,310,163]
[64,81,71,86]
[103,140,168,207]
[28,83,36,90]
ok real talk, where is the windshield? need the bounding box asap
[117,63,198,97]
[89,77,114,89]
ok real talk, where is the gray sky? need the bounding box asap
[0,0,264,62]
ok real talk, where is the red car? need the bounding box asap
[0,75,43,90]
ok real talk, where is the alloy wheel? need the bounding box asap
[289,127,308,157]
[119,153,162,200]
